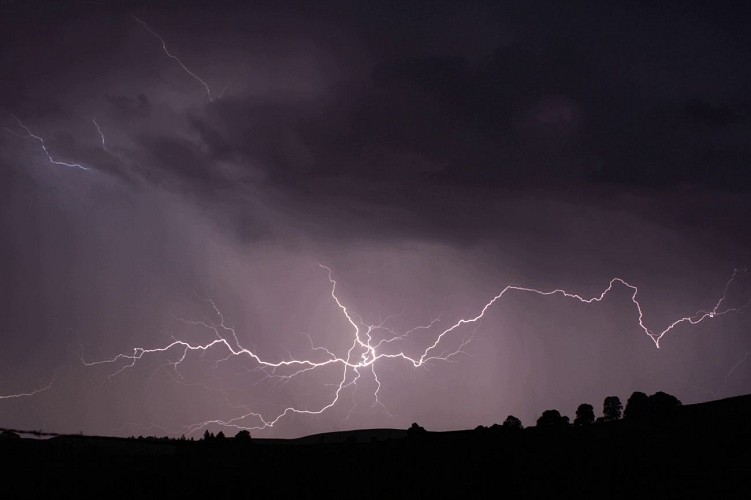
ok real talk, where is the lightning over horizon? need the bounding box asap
[0,379,55,400]
[2,3,750,441]
[81,265,750,435]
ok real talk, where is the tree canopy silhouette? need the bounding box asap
[502,415,524,430]
[536,409,569,428]
[574,403,595,426]
[624,391,682,421]
[602,396,623,421]
[234,430,252,442]
[648,391,682,418]
[408,422,427,439]
[624,391,650,420]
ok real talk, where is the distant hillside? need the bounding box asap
[676,393,751,425]
[267,392,751,444]
[266,427,408,445]
[2,393,749,498]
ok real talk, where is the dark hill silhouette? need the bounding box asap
[1,393,749,498]
[283,427,408,445]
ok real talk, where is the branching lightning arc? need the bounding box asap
[82,265,750,434]
[132,16,214,103]
[3,118,89,171]
[0,379,55,400]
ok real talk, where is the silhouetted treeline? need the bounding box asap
[524,390,683,430]
[1,392,749,499]
[471,391,682,436]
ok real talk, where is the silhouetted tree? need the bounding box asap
[216,431,226,440]
[648,391,682,418]
[502,415,524,430]
[574,403,595,426]
[234,430,252,442]
[602,396,623,421]
[624,392,650,420]
[407,422,427,439]
[203,430,215,441]
[536,409,569,428]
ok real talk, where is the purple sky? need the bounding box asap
[1,0,750,438]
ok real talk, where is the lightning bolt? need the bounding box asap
[92,117,108,153]
[723,351,751,382]
[3,118,89,170]
[83,265,750,435]
[132,16,214,103]
[0,378,55,400]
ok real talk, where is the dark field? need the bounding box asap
[2,394,749,499]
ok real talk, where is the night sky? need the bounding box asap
[1,0,750,438]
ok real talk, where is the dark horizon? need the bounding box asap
[2,389,748,443]
[3,390,748,499]
[1,0,750,439]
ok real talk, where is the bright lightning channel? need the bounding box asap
[3,118,89,171]
[83,266,750,435]
[132,16,214,103]
[0,379,55,400]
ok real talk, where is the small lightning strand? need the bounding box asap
[0,378,55,400]
[720,351,751,388]
[84,267,750,434]
[92,117,108,152]
[217,76,236,99]
[3,118,89,170]
[691,350,751,400]
[132,16,214,103]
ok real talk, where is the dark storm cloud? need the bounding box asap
[17,1,747,251]
[81,0,747,248]
[2,0,749,276]
[4,1,751,220]
[136,134,231,191]
[105,93,151,117]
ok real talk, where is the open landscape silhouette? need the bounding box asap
[2,391,749,498]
